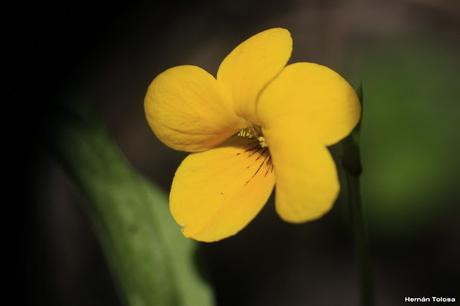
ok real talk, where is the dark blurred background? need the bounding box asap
[10,0,459,305]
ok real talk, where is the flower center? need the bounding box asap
[237,125,268,148]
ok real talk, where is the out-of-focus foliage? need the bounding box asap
[348,38,460,234]
[51,100,214,306]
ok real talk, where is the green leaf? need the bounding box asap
[346,38,460,234]
[49,98,214,306]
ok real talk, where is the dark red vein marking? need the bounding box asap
[264,157,273,177]
[248,146,263,157]
[244,153,270,186]
[255,148,268,160]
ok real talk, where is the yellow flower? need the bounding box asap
[144,28,361,242]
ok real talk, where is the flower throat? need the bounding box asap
[237,125,268,148]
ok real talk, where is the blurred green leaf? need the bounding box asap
[50,99,214,306]
[346,38,460,234]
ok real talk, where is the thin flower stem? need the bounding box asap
[345,169,374,306]
[342,84,374,306]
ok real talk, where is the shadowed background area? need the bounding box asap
[12,0,459,305]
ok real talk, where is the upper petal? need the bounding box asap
[263,124,340,222]
[217,28,292,123]
[257,62,361,146]
[145,65,245,152]
[170,136,275,242]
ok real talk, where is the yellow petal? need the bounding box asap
[257,62,361,146]
[145,65,245,152]
[263,124,340,222]
[217,28,292,123]
[170,136,275,242]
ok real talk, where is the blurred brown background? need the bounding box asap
[12,0,460,305]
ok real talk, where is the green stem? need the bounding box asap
[342,84,374,306]
[345,168,374,306]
